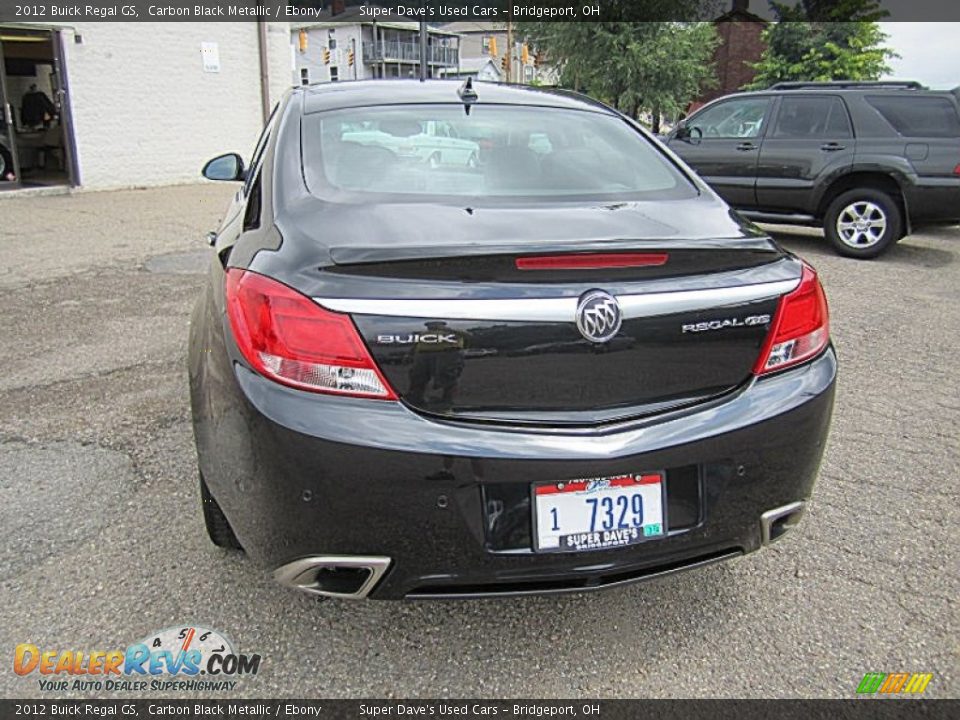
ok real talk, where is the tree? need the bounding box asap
[746,0,897,89]
[517,4,721,131]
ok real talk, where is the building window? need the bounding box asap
[330,66,339,82]
[327,29,337,50]
[300,67,309,86]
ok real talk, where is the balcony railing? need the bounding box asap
[362,41,458,66]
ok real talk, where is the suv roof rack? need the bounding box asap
[769,80,926,91]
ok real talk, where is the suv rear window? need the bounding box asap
[866,95,960,138]
[302,105,696,202]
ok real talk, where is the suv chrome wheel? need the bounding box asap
[824,188,902,259]
[836,201,887,248]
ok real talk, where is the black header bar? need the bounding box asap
[1,1,959,23]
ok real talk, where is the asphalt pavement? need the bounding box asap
[0,184,957,698]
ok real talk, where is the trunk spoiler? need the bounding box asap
[328,237,778,266]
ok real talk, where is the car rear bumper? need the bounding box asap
[192,346,836,600]
[905,177,960,225]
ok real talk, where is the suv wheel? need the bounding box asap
[200,472,243,550]
[825,189,902,259]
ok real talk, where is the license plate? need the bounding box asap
[533,473,665,552]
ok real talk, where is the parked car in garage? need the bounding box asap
[665,81,960,258]
[190,80,835,600]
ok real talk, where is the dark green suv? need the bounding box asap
[665,81,960,258]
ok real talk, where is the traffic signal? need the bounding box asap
[322,48,330,64]
[534,51,544,68]
[521,44,530,65]
[347,49,355,66]
[298,29,308,54]
[501,55,507,72]
[488,36,498,57]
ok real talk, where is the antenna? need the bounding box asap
[458,77,479,103]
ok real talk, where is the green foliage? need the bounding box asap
[746,0,897,89]
[517,20,720,122]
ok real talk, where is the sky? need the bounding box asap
[880,23,960,89]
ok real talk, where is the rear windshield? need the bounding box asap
[866,95,960,138]
[301,104,696,203]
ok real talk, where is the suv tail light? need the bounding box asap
[754,265,830,375]
[225,269,397,399]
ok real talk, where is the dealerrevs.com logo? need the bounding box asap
[14,626,261,692]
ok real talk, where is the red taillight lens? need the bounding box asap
[953,162,960,176]
[754,265,830,375]
[225,269,397,399]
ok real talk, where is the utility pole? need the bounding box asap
[256,20,270,123]
[419,21,428,81]
[505,13,513,84]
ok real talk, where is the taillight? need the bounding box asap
[953,162,960,176]
[754,265,830,375]
[225,269,397,399]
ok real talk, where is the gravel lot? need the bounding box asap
[0,184,957,699]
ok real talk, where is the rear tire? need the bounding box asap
[200,472,243,550]
[824,188,902,259]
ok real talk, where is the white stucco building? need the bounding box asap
[0,21,291,192]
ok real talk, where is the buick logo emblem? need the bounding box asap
[576,290,622,343]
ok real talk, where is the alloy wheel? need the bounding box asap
[836,201,887,248]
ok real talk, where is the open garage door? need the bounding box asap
[0,26,77,189]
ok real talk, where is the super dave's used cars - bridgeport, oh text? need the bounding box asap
[189,80,836,600]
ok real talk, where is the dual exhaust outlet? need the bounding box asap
[274,501,806,599]
[760,501,807,546]
[273,556,391,599]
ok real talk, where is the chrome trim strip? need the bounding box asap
[319,296,578,322]
[314,279,799,322]
[618,279,798,318]
[273,555,391,599]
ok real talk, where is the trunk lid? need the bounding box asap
[317,246,799,425]
[264,197,801,425]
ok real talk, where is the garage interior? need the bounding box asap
[0,26,75,189]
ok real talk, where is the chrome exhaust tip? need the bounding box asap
[273,555,391,599]
[760,501,807,546]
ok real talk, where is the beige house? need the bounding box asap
[438,21,557,85]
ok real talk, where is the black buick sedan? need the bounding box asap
[189,80,835,600]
